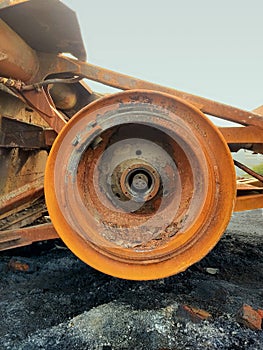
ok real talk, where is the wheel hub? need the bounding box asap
[123,166,156,201]
[112,158,160,203]
[45,90,236,280]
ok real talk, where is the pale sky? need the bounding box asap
[63,0,263,114]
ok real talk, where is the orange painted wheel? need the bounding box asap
[45,90,236,280]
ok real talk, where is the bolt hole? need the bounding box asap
[136,150,142,155]
[164,190,169,196]
[115,193,121,198]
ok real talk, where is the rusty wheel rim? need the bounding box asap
[45,90,236,280]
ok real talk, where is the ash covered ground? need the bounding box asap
[0,210,262,350]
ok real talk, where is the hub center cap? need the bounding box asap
[119,161,160,203]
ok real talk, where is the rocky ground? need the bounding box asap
[0,210,262,350]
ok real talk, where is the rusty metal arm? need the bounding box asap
[60,57,263,128]
[219,126,263,144]
[0,223,59,251]
[4,54,263,134]
[234,160,263,182]
[234,194,263,212]
[219,126,263,153]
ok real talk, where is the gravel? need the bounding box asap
[0,210,262,349]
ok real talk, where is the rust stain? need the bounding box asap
[0,0,262,281]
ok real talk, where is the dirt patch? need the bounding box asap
[0,210,262,349]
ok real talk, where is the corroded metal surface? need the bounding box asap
[0,18,39,81]
[237,178,263,190]
[0,0,86,60]
[0,177,44,219]
[45,90,236,280]
[235,194,263,212]
[219,126,263,144]
[63,58,263,127]
[0,116,55,149]
[234,160,263,182]
[0,0,262,280]
[0,222,58,251]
